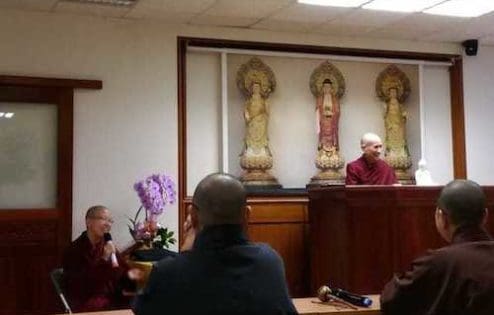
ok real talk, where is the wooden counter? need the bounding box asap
[308,185,494,294]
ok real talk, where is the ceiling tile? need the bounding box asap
[368,12,470,41]
[331,8,409,27]
[383,11,494,43]
[189,15,258,27]
[203,0,292,19]
[0,0,58,11]
[312,22,374,37]
[2,0,494,45]
[125,9,195,23]
[54,1,131,18]
[130,0,216,14]
[385,13,470,33]
[269,2,350,23]
[365,26,434,41]
[251,19,319,33]
[126,0,211,21]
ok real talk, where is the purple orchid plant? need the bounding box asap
[129,174,177,249]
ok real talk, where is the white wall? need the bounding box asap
[0,8,472,248]
[422,66,454,184]
[464,46,494,184]
[186,52,222,194]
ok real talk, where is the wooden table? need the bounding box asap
[54,295,381,315]
[55,311,132,315]
[293,295,380,314]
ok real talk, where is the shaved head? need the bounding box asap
[437,179,486,226]
[360,132,382,148]
[85,205,107,220]
[192,173,247,227]
[360,132,383,162]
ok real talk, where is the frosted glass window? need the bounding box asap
[0,102,58,208]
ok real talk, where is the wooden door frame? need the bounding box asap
[0,75,102,255]
[0,75,101,314]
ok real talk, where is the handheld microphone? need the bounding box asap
[104,233,119,268]
[317,285,372,307]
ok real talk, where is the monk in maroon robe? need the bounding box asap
[63,205,131,312]
[346,133,397,185]
[381,180,494,315]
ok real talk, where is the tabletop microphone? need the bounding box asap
[318,285,372,307]
[104,233,119,268]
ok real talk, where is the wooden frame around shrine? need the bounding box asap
[177,36,465,239]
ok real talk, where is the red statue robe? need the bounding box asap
[316,92,340,150]
[345,155,397,185]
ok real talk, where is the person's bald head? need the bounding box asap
[192,173,248,228]
[437,179,486,226]
[360,133,382,148]
[360,132,383,163]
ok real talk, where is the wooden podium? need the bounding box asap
[308,185,494,295]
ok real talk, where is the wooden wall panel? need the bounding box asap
[247,198,309,297]
[0,248,15,314]
[0,219,60,315]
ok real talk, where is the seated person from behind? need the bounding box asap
[345,132,397,185]
[381,179,494,315]
[63,205,132,312]
[133,173,297,315]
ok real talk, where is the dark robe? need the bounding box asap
[345,155,397,185]
[133,224,298,315]
[381,226,494,315]
[62,231,130,312]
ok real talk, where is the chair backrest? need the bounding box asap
[50,268,72,314]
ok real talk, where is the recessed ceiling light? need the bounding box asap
[4,112,14,118]
[61,0,138,7]
[0,112,4,118]
[424,0,494,17]
[297,0,370,8]
[363,0,444,13]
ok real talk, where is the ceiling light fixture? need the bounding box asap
[297,0,370,8]
[424,0,494,17]
[0,112,4,118]
[363,0,444,13]
[4,112,14,118]
[61,0,138,7]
